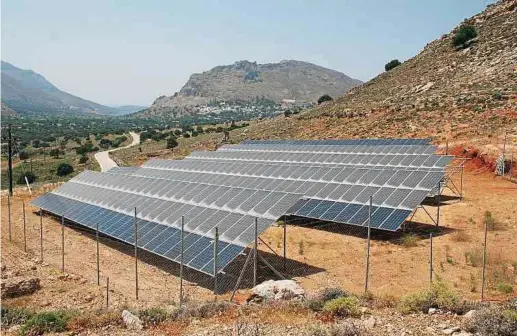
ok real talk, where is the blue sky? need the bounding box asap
[1,0,492,106]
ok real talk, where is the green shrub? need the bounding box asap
[452,24,477,47]
[306,298,325,312]
[317,94,333,105]
[166,137,178,150]
[323,296,360,318]
[79,155,89,164]
[399,281,459,314]
[181,301,231,319]
[138,307,173,326]
[319,287,350,302]
[385,59,401,71]
[56,163,74,176]
[19,151,30,160]
[17,171,37,184]
[401,233,420,247]
[1,307,35,327]
[485,211,505,231]
[464,305,517,335]
[19,310,74,336]
[497,283,514,294]
[328,321,364,336]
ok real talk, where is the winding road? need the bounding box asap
[94,131,140,172]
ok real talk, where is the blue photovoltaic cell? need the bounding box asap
[370,207,394,228]
[31,193,245,275]
[380,210,412,231]
[334,203,362,223]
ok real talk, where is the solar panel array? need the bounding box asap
[186,151,452,170]
[243,138,432,146]
[32,138,448,276]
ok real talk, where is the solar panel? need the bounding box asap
[242,138,432,146]
[33,193,245,275]
[184,151,452,170]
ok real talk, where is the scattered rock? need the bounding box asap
[121,310,143,330]
[463,310,476,319]
[364,316,376,329]
[1,276,41,298]
[428,308,437,314]
[442,326,460,334]
[246,280,305,303]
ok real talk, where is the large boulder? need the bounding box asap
[122,310,143,330]
[1,277,41,298]
[246,280,305,304]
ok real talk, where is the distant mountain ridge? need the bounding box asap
[1,61,123,116]
[140,60,362,117]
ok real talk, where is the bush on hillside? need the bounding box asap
[19,151,30,160]
[166,137,178,150]
[19,310,74,336]
[452,24,477,47]
[17,172,37,184]
[323,296,360,318]
[399,281,464,314]
[317,94,333,105]
[463,301,517,335]
[385,59,401,71]
[56,163,74,176]
[79,155,89,164]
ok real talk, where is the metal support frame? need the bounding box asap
[134,207,139,300]
[230,250,253,302]
[408,204,439,226]
[257,253,286,280]
[106,277,110,307]
[179,216,185,307]
[259,237,279,256]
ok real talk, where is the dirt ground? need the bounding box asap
[1,166,516,312]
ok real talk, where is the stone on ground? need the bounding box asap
[122,310,143,330]
[1,276,41,298]
[247,279,305,303]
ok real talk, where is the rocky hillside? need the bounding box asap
[1,61,121,116]
[240,0,516,145]
[142,60,362,117]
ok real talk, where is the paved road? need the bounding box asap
[94,131,140,172]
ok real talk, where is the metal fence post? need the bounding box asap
[213,227,219,299]
[179,216,185,307]
[283,218,287,272]
[96,220,100,286]
[481,213,488,301]
[436,181,441,227]
[429,232,433,285]
[61,215,65,273]
[364,196,372,294]
[460,165,464,199]
[106,277,110,308]
[253,217,258,287]
[134,207,139,300]
[39,209,43,261]
[7,193,12,241]
[23,202,27,252]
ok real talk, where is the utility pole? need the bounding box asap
[7,124,13,196]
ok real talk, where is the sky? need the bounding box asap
[1,0,493,106]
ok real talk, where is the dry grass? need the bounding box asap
[451,230,471,242]
[401,234,420,247]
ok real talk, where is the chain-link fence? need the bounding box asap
[2,180,516,308]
